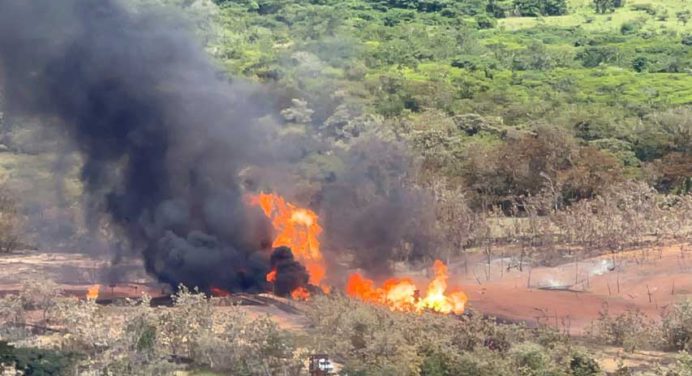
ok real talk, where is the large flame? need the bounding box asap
[250,193,328,296]
[346,260,467,315]
[86,284,100,300]
[249,193,467,313]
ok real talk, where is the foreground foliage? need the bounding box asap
[0,286,302,375]
[588,299,692,353]
[1,281,691,375]
[306,294,602,376]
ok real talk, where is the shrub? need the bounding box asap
[569,350,601,376]
[0,186,20,254]
[587,306,658,352]
[514,0,568,17]
[632,56,648,72]
[0,293,23,324]
[661,300,692,352]
[510,343,555,374]
[663,352,692,376]
[631,3,656,16]
[19,279,62,324]
[0,341,77,376]
[576,46,619,67]
[303,294,594,376]
[476,14,497,29]
[682,34,692,46]
[620,21,641,35]
[593,0,624,14]
[48,286,303,374]
[55,297,115,354]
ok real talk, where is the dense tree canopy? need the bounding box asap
[197,0,692,204]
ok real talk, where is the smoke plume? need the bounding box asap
[0,0,302,293]
[0,0,436,292]
[319,138,436,275]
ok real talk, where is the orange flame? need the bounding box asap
[346,260,467,315]
[266,269,277,283]
[86,284,100,300]
[249,193,467,314]
[249,193,327,288]
[290,286,310,300]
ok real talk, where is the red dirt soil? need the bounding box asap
[449,243,692,334]
[1,243,690,335]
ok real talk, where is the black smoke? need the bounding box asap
[0,0,437,293]
[268,246,309,296]
[319,138,436,275]
[0,0,307,294]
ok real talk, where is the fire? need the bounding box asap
[346,260,467,315]
[250,193,327,288]
[266,269,277,283]
[417,260,468,314]
[249,193,467,312]
[86,284,100,300]
[290,286,311,300]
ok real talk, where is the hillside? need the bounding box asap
[0,0,690,374]
[204,0,691,202]
[1,0,689,249]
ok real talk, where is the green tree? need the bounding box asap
[476,14,497,29]
[576,46,619,67]
[0,342,76,376]
[593,0,612,14]
[487,0,512,17]
[593,0,624,14]
[632,56,648,72]
[542,0,568,15]
[514,0,568,16]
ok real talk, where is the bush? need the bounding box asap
[587,306,657,352]
[576,46,619,67]
[682,34,692,46]
[593,0,624,14]
[661,300,692,352]
[476,14,497,29]
[677,10,691,25]
[632,56,648,72]
[631,3,656,16]
[663,353,692,375]
[510,343,556,375]
[304,294,601,375]
[48,286,303,374]
[514,0,568,16]
[0,341,76,376]
[620,21,642,35]
[0,186,20,253]
[569,350,601,376]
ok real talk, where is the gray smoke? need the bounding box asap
[0,0,435,292]
[319,138,436,275]
[0,0,311,293]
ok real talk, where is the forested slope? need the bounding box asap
[202,0,691,205]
